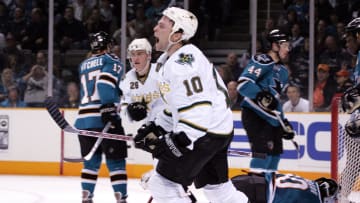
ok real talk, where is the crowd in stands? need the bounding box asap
[0,0,359,111]
[219,0,360,112]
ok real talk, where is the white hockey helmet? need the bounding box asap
[127,38,152,57]
[162,7,198,41]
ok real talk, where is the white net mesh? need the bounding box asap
[336,99,360,203]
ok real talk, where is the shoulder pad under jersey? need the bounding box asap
[253,54,274,65]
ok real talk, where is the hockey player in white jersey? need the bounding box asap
[119,38,173,198]
[120,38,166,123]
[133,7,248,203]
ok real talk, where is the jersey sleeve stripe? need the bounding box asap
[79,107,100,115]
[178,118,208,132]
[178,101,212,113]
[99,73,117,86]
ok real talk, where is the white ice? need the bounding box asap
[0,175,208,203]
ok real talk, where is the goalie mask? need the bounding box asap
[162,7,198,41]
[315,177,339,203]
[90,31,112,53]
[341,85,360,114]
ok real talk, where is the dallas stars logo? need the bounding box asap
[176,53,194,65]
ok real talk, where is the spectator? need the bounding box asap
[289,23,305,54]
[84,7,109,35]
[0,85,26,107]
[145,0,167,27]
[55,6,88,52]
[227,80,242,110]
[99,0,113,32]
[282,84,309,112]
[319,35,352,74]
[216,64,234,85]
[335,69,353,93]
[7,7,26,45]
[260,18,275,50]
[21,7,48,52]
[225,51,243,80]
[35,51,65,102]
[22,64,48,107]
[3,32,26,67]
[315,19,329,57]
[313,64,337,112]
[127,4,153,42]
[72,0,92,22]
[289,37,309,98]
[287,0,308,25]
[278,9,298,35]
[0,2,9,34]
[0,67,17,102]
[336,22,346,41]
[60,81,80,108]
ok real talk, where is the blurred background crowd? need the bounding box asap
[0,0,359,112]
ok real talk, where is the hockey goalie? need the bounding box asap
[341,85,360,202]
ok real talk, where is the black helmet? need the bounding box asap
[90,31,112,52]
[267,29,288,44]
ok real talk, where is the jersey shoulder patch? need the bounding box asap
[175,53,194,66]
[253,54,274,65]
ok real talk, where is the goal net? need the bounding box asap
[331,94,360,203]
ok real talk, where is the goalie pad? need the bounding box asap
[231,173,267,203]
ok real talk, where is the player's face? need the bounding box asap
[278,42,291,60]
[129,50,149,73]
[153,16,173,52]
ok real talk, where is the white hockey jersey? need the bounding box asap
[155,44,233,146]
[119,63,166,122]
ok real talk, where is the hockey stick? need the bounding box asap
[228,149,267,159]
[272,110,300,154]
[63,122,112,162]
[45,97,133,142]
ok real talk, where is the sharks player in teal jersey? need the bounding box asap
[237,29,295,173]
[346,17,360,85]
[74,31,127,203]
[232,172,339,203]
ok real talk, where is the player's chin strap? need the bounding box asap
[163,33,183,55]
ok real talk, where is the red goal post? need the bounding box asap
[331,93,360,203]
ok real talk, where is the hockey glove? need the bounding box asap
[256,91,278,111]
[100,103,122,130]
[127,101,147,121]
[282,119,295,140]
[134,121,166,153]
[153,131,191,159]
